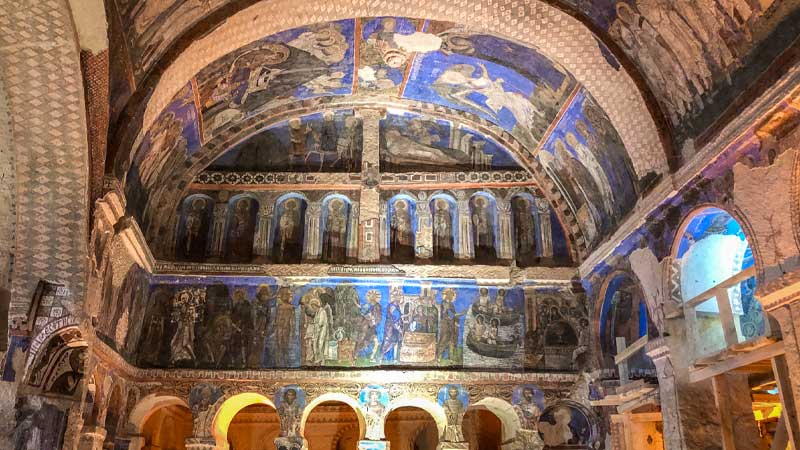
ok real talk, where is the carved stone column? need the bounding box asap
[357,109,383,263]
[275,436,306,450]
[379,202,389,258]
[497,199,513,260]
[535,198,553,257]
[416,198,433,259]
[456,196,473,260]
[646,343,684,450]
[764,299,800,448]
[76,426,107,450]
[303,201,322,260]
[208,202,228,259]
[253,204,273,261]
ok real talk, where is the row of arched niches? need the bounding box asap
[173,188,573,266]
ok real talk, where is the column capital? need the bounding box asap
[76,426,107,450]
[185,436,220,450]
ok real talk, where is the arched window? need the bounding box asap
[598,274,657,379]
[224,195,260,263]
[176,194,213,261]
[321,195,351,264]
[675,207,763,358]
[272,194,307,264]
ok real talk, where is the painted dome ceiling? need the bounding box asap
[118,16,647,261]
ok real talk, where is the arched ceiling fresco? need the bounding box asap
[108,0,800,159]
[117,17,644,257]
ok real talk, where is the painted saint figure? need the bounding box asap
[438,288,463,361]
[169,290,199,365]
[225,197,257,263]
[274,287,296,367]
[249,284,273,367]
[512,196,536,267]
[181,197,209,261]
[390,199,415,262]
[277,388,302,437]
[381,294,403,362]
[322,199,348,263]
[442,386,465,442]
[274,199,303,263]
[515,387,543,430]
[471,196,496,263]
[358,290,383,362]
[432,199,454,262]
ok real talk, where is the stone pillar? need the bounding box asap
[357,109,383,263]
[646,343,685,450]
[378,202,388,259]
[711,372,762,450]
[348,203,360,260]
[535,198,552,257]
[209,202,228,259]
[766,301,800,447]
[186,436,220,450]
[415,199,433,260]
[77,426,107,450]
[253,204,273,261]
[303,201,322,260]
[120,434,146,450]
[497,199,513,260]
[456,197,472,260]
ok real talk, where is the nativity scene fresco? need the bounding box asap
[104,275,591,371]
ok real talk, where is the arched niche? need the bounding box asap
[384,406,440,450]
[470,192,499,263]
[511,192,540,267]
[126,395,192,450]
[385,396,447,439]
[320,194,352,264]
[176,193,214,261]
[271,193,308,264]
[387,194,417,263]
[469,397,522,444]
[103,383,125,447]
[299,393,366,441]
[224,194,260,263]
[227,403,281,450]
[211,392,277,449]
[429,193,458,263]
[24,325,87,399]
[672,206,764,357]
[127,394,191,434]
[596,272,658,379]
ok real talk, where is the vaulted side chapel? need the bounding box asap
[1,1,800,449]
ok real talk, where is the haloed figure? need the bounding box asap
[432,199,454,262]
[472,196,496,263]
[391,199,415,262]
[513,196,536,266]
[323,199,348,263]
[274,199,303,263]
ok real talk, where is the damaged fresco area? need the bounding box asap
[101,274,589,372]
[379,110,524,172]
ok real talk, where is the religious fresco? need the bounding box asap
[538,88,639,248]
[438,384,469,442]
[124,82,202,229]
[206,110,363,173]
[176,194,214,262]
[13,397,69,450]
[379,110,524,172]
[525,287,590,371]
[513,385,546,431]
[359,384,390,439]
[381,188,572,266]
[96,264,150,358]
[537,401,597,448]
[598,274,658,378]
[358,17,423,95]
[111,0,228,81]
[579,0,800,147]
[195,20,356,141]
[276,385,305,440]
[115,275,580,371]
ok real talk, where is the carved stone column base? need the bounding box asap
[436,443,467,450]
[275,436,306,450]
[185,436,220,450]
[77,426,107,450]
[358,440,390,450]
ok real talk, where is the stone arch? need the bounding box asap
[300,392,366,441]
[126,394,190,434]
[210,392,277,449]
[137,2,666,182]
[468,397,521,444]
[23,318,83,378]
[385,396,447,439]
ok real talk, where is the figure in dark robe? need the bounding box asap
[358,291,383,362]
[513,197,537,267]
[181,197,209,261]
[381,295,403,362]
[438,289,463,360]
[230,288,254,367]
[432,199,454,262]
[225,198,257,263]
[274,199,303,263]
[390,199,414,262]
[323,199,348,263]
[249,284,273,367]
[471,196,496,263]
[274,287,296,367]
